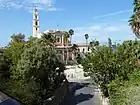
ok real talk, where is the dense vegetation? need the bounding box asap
[0,33,66,105]
[82,38,140,105]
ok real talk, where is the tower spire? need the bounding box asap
[33,6,40,37]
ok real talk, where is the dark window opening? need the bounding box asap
[35,15,37,19]
[36,28,37,31]
[35,21,38,26]
[78,49,80,51]
[57,38,60,42]
[83,48,85,52]
[88,47,90,51]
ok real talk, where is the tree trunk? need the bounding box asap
[86,39,88,53]
[66,40,69,65]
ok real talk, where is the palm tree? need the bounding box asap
[63,32,70,64]
[84,34,89,53]
[133,0,140,12]
[71,44,79,64]
[68,29,74,45]
[71,44,78,56]
[129,0,140,38]
[63,32,69,45]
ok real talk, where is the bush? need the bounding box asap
[108,70,140,105]
[0,34,66,105]
[82,39,140,100]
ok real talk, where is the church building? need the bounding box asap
[32,8,91,63]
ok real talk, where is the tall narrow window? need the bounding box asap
[36,28,37,31]
[88,47,90,51]
[83,48,85,52]
[35,15,37,19]
[35,21,38,26]
[57,38,60,42]
[78,49,80,52]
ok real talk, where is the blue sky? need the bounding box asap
[0,0,136,46]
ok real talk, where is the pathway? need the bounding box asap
[62,78,102,105]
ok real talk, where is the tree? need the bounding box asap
[63,31,70,45]
[41,33,56,45]
[70,44,79,63]
[84,34,89,53]
[11,33,25,42]
[108,38,112,48]
[64,32,70,64]
[10,38,65,105]
[82,40,138,97]
[89,40,99,51]
[0,48,10,79]
[69,29,74,45]
[4,41,25,72]
[129,0,140,38]
[0,33,66,105]
[71,44,78,54]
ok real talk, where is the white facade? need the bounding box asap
[78,44,91,53]
[33,8,40,37]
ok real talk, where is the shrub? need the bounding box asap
[82,40,139,98]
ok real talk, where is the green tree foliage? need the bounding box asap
[0,33,66,105]
[41,33,56,44]
[129,0,140,38]
[108,38,112,48]
[11,33,25,42]
[3,41,25,72]
[82,39,139,98]
[0,48,9,78]
[10,40,62,104]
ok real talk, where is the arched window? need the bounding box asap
[78,49,80,52]
[57,37,60,42]
[83,48,85,52]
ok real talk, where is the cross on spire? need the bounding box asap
[34,5,38,11]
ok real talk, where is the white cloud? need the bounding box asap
[93,9,132,19]
[104,26,120,32]
[0,0,61,12]
[71,24,135,44]
[90,26,101,31]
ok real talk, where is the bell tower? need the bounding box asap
[33,7,39,37]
